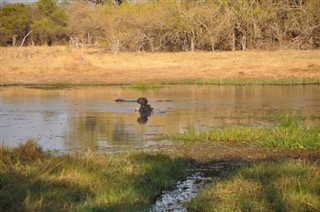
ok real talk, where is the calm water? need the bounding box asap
[1,85,319,152]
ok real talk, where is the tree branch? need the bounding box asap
[14,30,32,60]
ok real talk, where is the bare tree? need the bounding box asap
[14,30,32,59]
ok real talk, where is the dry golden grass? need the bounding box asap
[1,46,319,85]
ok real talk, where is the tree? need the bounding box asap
[66,0,102,48]
[87,0,123,6]
[31,0,68,45]
[0,3,32,46]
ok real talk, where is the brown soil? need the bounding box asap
[151,141,320,163]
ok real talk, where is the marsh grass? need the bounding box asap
[187,160,320,212]
[158,114,320,149]
[124,82,165,90]
[169,77,320,86]
[0,140,187,211]
[25,84,73,90]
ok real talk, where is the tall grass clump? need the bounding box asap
[187,160,320,212]
[0,140,187,211]
[159,114,320,149]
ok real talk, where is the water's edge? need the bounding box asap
[150,160,243,211]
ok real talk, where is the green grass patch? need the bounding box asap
[124,82,165,90]
[25,83,73,90]
[0,140,187,211]
[167,77,320,86]
[123,77,320,89]
[186,160,320,212]
[157,114,320,149]
[10,77,319,88]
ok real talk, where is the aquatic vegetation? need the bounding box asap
[169,77,320,86]
[122,77,320,88]
[158,114,320,149]
[124,82,165,90]
[0,140,187,211]
[186,160,320,212]
[26,83,73,90]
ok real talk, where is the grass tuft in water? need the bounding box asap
[186,160,320,212]
[0,140,188,211]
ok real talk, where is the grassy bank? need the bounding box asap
[0,141,187,211]
[158,114,320,149]
[187,160,320,211]
[1,46,320,86]
[1,141,319,211]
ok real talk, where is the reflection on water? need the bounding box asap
[1,85,320,152]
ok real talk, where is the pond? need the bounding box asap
[1,85,320,152]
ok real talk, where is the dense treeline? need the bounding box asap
[1,0,320,52]
[0,0,68,46]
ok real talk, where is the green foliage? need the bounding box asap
[0,0,68,46]
[1,0,320,49]
[0,3,32,46]
[37,0,58,16]
[31,0,68,45]
[88,0,123,6]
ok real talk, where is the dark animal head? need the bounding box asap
[137,97,148,105]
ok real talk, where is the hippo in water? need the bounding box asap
[137,97,153,114]
[115,97,153,123]
[136,97,153,123]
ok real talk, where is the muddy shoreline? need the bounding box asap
[150,145,320,211]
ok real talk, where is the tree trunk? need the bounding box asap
[87,33,91,45]
[14,30,32,59]
[12,35,16,47]
[273,22,282,48]
[241,31,247,51]
[190,30,195,52]
[231,30,236,51]
[111,35,120,55]
[149,37,154,52]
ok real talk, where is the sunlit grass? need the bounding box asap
[187,160,320,211]
[25,84,73,90]
[1,46,320,85]
[158,113,320,149]
[0,140,187,211]
[124,82,165,90]
[169,77,320,85]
